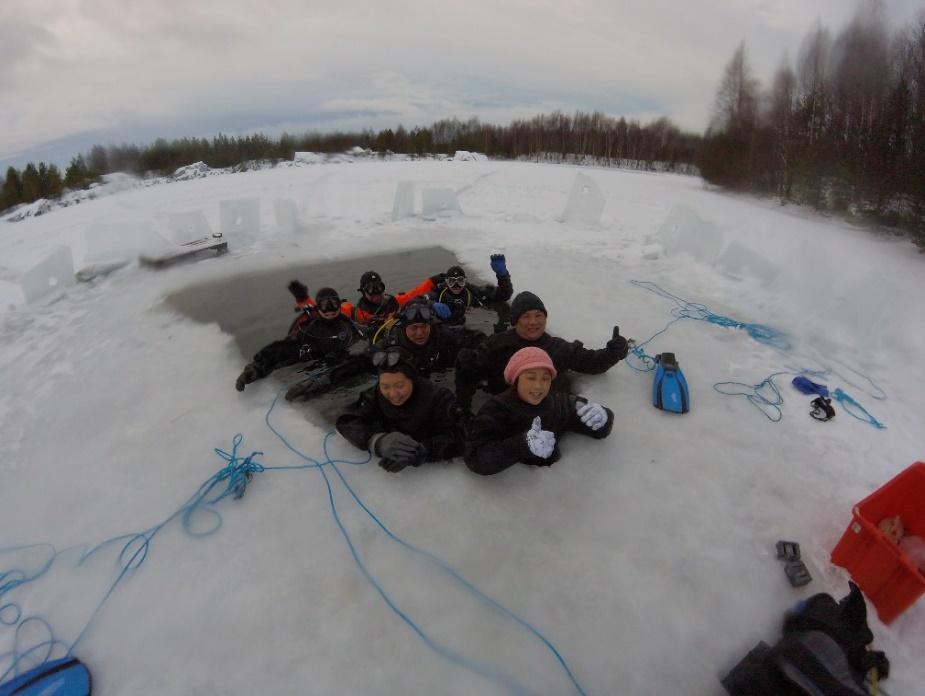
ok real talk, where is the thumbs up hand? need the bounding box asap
[525,416,556,458]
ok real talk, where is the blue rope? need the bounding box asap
[628,280,888,427]
[833,389,887,430]
[630,280,792,351]
[623,318,683,373]
[826,357,887,401]
[0,437,265,683]
[0,617,70,685]
[2,400,587,695]
[263,395,584,695]
[714,373,787,422]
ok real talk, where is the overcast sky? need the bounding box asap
[2,0,922,170]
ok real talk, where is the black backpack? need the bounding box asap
[722,583,889,696]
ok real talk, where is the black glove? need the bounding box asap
[235,363,261,392]
[864,650,889,680]
[288,280,309,302]
[347,339,370,357]
[373,432,426,464]
[607,326,629,359]
[379,457,410,473]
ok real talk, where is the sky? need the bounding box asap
[2,0,923,171]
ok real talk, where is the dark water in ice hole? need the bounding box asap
[164,246,510,423]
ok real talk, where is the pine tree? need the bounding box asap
[38,163,64,198]
[64,155,94,190]
[1,166,23,210]
[88,145,109,175]
[20,163,42,203]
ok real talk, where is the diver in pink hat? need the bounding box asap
[464,347,613,475]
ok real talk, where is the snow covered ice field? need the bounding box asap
[1,158,924,695]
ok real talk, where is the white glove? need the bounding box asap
[525,416,556,459]
[576,401,607,431]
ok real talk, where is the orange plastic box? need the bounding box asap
[831,461,925,624]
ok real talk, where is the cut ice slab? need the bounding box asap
[561,172,605,225]
[20,245,75,303]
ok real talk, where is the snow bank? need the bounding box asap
[173,161,214,180]
[1,159,923,695]
[452,150,488,161]
[293,151,325,164]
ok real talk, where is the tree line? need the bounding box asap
[1,111,700,214]
[698,5,925,245]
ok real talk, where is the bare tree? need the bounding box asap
[709,41,760,135]
[796,23,832,145]
[764,56,798,198]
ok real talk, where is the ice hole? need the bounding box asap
[164,246,507,423]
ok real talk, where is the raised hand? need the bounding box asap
[607,325,629,359]
[489,253,508,277]
[288,280,309,301]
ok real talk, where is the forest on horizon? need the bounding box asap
[2,6,922,246]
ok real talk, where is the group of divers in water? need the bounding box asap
[235,253,631,475]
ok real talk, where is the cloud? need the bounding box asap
[2,0,923,164]
[0,14,55,88]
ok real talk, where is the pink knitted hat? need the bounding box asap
[503,347,558,385]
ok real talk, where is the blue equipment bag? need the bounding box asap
[791,376,829,398]
[0,657,91,696]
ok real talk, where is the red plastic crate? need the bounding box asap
[831,461,925,624]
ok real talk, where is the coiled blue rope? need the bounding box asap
[0,437,266,684]
[630,280,792,351]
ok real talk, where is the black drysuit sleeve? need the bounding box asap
[418,388,466,462]
[252,334,315,377]
[552,338,624,376]
[473,273,513,304]
[335,391,384,451]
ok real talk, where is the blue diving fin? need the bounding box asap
[652,352,690,414]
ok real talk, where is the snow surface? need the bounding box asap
[1,159,924,695]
